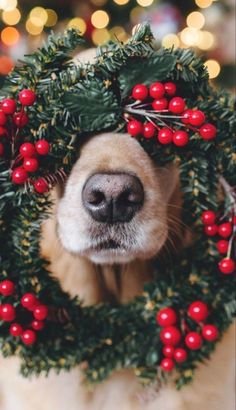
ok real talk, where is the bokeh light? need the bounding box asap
[29,7,47,27]
[92,28,110,45]
[90,0,108,5]
[0,55,14,75]
[162,33,180,49]
[180,27,200,46]
[45,9,58,27]
[91,10,110,29]
[204,59,220,78]
[113,0,130,4]
[195,0,212,9]
[198,31,215,50]
[130,6,144,24]
[2,8,21,25]
[0,0,17,12]
[67,17,87,34]
[187,11,205,29]
[136,0,154,6]
[1,26,19,45]
[25,20,43,35]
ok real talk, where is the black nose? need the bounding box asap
[82,173,144,223]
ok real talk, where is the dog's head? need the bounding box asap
[56,133,180,265]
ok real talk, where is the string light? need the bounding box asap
[162,34,180,49]
[45,9,58,27]
[2,8,21,25]
[67,18,87,35]
[0,0,17,12]
[91,10,110,29]
[0,55,14,75]
[113,0,130,4]
[1,26,19,45]
[204,59,220,78]
[197,31,215,50]
[195,0,212,8]
[180,27,200,46]
[25,20,43,36]
[29,7,47,27]
[92,28,110,45]
[136,0,154,6]
[187,11,205,29]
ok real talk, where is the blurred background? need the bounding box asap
[0,0,235,89]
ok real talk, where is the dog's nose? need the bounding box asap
[82,173,144,223]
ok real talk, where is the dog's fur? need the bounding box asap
[0,51,235,410]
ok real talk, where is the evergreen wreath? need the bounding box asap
[0,24,235,389]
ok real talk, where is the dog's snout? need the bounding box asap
[82,173,144,223]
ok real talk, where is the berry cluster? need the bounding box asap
[202,210,236,274]
[0,90,49,194]
[126,82,217,147]
[0,279,48,345]
[156,302,219,372]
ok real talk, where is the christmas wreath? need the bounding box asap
[0,24,235,389]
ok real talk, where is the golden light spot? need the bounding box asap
[45,9,58,27]
[130,6,144,24]
[195,0,212,8]
[136,0,154,6]
[197,30,215,50]
[2,8,21,25]
[180,27,200,46]
[187,11,205,29]
[25,20,43,35]
[91,10,110,29]
[92,28,110,45]
[162,33,180,49]
[29,7,47,27]
[0,0,17,11]
[204,59,220,79]
[90,0,108,5]
[1,26,19,46]
[113,0,129,4]
[67,17,87,35]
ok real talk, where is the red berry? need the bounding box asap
[34,178,49,194]
[21,293,37,309]
[23,158,39,173]
[0,126,7,137]
[132,84,148,101]
[157,128,173,145]
[152,98,168,111]
[216,240,229,255]
[10,323,23,337]
[35,139,50,156]
[201,210,216,225]
[156,307,177,327]
[202,324,219,342]
[174,348,187,363]
[204,224,218,236]
[185,332,202,350]
[149,82,165,99]
[21,329,37,345]
[188,301,208,323]
[13,111,29,128]
[218,258,235,274]
[160,326,181,346]
[188,110,205,127]
[143,122,155,138]
[127,120,143,137]
[0,304,16,321]
[0,280,15,296]
[0,142,4,156]
[31,320,45,331]
[162,345,175,358]
[19,89,36,106]
[181,109,193,125]
[172,131,189,147]
[33,304,48,321]
[1,98,16,115]
[20,142,36,158]
[11,167,28,184]
[164,82,176,96]
[0,110,7,126]
[232,216,236,225]
[160,358,174,372]
[199,123,217,140]
[169,97,185,114]
[218,222,232,238]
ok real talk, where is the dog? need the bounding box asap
[0,51,235,410]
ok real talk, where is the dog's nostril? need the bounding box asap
[82,173,144,224]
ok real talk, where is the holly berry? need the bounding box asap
[188,110,205,127]
[143,122,155,139]
[156,307,177,327]
[132,84,148,101]
[188,301,208,323]
[19,142,36,158]
[0,280,15,296]
[216,240,229,255]
[185,332,202,350]
[33,304,48,320]
[218,258,235,274]
[149,82,165,99]
[21,329,37,345]
[34,178,49,194]
[35,139,50,155]
[0,126,7,137]
[160,326,181,346]
[174,348,187,363]
[169,97,185,114]
[160,358,174,372]
[199,123,217,140]
[202,325,219,342]
[11,167,28,184]
[10,323,23,337]
[1,98,16,115]
[0,110,7,126]
[164,82,176,96]
[181,109,193,125]
[13,111,29,128]
[157,128,173,145]
[21,293,38,309]
[23,158,39,173]
[201,210,216,225]
[0,304,16,322]
[152,98,168,111]
[204,224,218,236]
[162,345,174,358]
[19,89,36,106]
[172,130,189,147]
[218,222,232,238]
[0,142,4,156]
[31,320,45,331]
[127,120,143,137]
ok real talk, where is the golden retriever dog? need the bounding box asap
[0,52,235,410]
